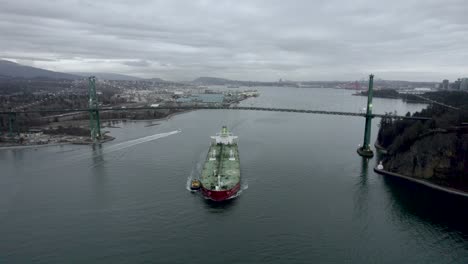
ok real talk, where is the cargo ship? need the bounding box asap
[199,126,241,201]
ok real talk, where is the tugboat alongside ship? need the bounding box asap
[191,126,241,201]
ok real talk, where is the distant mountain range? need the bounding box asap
[191,76,439,89]
[146,77,167,83]
[191,76,295,86]
[0,60,440,87]
[70,72,144,81]
[0,60,80,79]
[192,77,238,85]
[0,60,166,81]
[70,73,170,82]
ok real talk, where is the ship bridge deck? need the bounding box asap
[200,144,240,190]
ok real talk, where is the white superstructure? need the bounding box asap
[211,126,238,145]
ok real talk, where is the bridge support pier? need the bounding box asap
[357,74,374,158]
[88,76,102,142]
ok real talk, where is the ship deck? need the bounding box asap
[201,144,240,190]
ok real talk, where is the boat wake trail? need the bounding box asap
[66,130,181,164]
[30,130,181,173]
[100,130,180,156]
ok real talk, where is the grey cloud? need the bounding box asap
[0,0,467,81]
[123,60,151,67]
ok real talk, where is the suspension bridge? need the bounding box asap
[0,106,432,119]
[1,75,432,158]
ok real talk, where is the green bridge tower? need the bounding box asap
[88,76,102,142]
[8,111,16,137]
[357,74,374,158]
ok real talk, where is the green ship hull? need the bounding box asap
[200,127,241,201]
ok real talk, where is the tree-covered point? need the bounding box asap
[43,126,90,137]
[359,89,401,99]
[359,90,468,105]
[422,91,468,109]
[377,91,468,190]
[377,91,468,152]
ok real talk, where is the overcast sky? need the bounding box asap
[1,0,467,81]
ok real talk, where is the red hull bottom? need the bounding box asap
[201,182,241,201]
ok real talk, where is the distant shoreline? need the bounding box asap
[0,109,191,150]
[374,168,468,198]
[0,143,67,150]
[374,142,468,198]
[101,109,194,124]
[0,136,115,150]
[374,141,388,154]
[353,91,428,104]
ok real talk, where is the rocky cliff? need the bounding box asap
[383,132,468,190]
[377,91,468,191]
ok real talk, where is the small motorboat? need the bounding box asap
[190,179,201,190]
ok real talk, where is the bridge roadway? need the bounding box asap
[0,105,431,120]
[412,94,461,110]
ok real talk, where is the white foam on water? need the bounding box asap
[101,130,180,156]
[186,175,194,192]
[59,130,181,167]
[227,182,248,200]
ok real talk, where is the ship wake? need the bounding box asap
[227,182,248,200]
[101,130,180,155]
[67,130,181,164]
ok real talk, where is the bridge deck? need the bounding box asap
[0,106,431,120]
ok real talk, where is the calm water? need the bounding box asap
[1,87,467,263]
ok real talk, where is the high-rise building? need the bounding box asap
[442,79,449,90]
[460,78,468,91]
[451,78,461,90]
